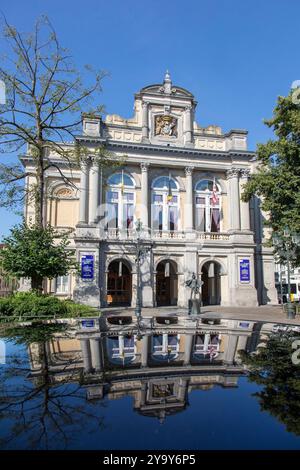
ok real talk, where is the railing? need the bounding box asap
[153,230,186,240]
[197,232,230,241]
[105,228,230,241]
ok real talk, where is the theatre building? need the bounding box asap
[22,72,277,308]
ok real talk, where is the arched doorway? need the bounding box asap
[156,260,178,306]
[107,260,132,306]
[201,261,221,305]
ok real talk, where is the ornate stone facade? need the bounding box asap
[21,72,278,308]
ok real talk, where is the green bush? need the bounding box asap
[63,300,97,317]
[0,292,68,318]
[0,292,98,319]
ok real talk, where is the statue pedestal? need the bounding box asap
[188,299,201,315]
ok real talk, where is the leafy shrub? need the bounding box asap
[0,292,68,318]
[63,300,97,317]
[0,292,98,319]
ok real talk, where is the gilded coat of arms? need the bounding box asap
[155,115,177,137]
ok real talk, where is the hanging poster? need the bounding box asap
[239,259,250,283]
[81,255,94,280]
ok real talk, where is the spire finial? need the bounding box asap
[164,70,171,83]
[163,70,172,94]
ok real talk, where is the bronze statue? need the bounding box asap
[185,272,203,300]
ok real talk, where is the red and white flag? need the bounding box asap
[211,178,219,206]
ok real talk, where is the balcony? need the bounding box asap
[104,228,230,241]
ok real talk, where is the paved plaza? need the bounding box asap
[100,304,300,325]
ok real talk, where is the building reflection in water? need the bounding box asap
[27,315,292,423]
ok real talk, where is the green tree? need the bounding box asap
[0,15,110,227]
[240,332,300,436]
[0,222,79,292]
[242,89,300,262]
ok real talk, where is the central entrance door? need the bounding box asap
[107,261,132,306]
[156,260,178,306]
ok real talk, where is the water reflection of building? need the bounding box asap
[27,316,283,421]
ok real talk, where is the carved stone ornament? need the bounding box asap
[185,166,194,177]
[226,168,240,179]
[140,162,150,172]
[55,187,74,198]
[155,115,178,137]
[240,168,251,179]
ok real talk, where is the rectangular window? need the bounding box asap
[153,194,163,203]
[210,208,220,232]
[153,205,163,231]
[123,192,134,202]
[196,197,205,205]
[56,275,69,294]
[107,191,118,202]
[169,206,178,231]
[107,202,118,228]
[123,203,134,229]
[195,207,205,231]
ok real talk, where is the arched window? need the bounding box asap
[195,179,221,232]
[152,176,179,232]
[106,172,135,229]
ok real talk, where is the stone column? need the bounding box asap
[184,105,193,145]
[89,160,99,224]
[141,101,149,141]
[90,338,102,372]
[140,162,149,229]
[80,338,92,373]
[240,169,251,231]
[226,168,241,231]
[140,381,147,404]
[184,166,194,232]
[224,334,239,364]
[141,335,149,367]
[183,334,193,365]
[79,160,89,224]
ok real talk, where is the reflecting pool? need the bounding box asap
[1,316,300,449]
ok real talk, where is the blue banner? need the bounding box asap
[81,319,95,328]
[240,259,250,283]
[81,255,94,280]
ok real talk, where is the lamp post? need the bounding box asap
[134,219,152,322]
[272,227,300,319]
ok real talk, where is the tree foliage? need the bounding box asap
[242,91,300,250]
[0,15,110,226]
[240,332,300,436]
[0,222,79,291]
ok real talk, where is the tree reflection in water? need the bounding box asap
[240,331,300,436]
[0,323,106,449]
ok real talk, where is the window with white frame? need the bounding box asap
[106,335,136,364]
[55,275,70,294]
[193,333,220,359]
[151,333,179,361]
[106,172,135,230]
[195,179,221,232]
[152,176,179,231]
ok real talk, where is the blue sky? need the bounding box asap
[0,0,299,238]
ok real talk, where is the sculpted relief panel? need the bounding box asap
[154,115,178,137]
